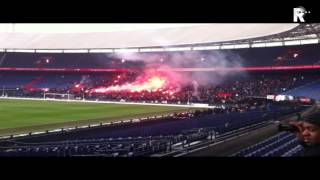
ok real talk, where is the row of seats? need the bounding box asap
[0,105,305,157]
[232,132,303,157]
[0,130,210,157]
[1,44,320,68]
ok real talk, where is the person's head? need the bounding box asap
[300,121,320,146]
[300,111,320,146]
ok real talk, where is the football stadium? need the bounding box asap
[0,23,320,157]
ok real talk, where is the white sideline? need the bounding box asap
[0,96,217,109]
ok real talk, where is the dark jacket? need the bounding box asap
[299,141,320,156]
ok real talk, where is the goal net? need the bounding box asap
[44,93,75,100]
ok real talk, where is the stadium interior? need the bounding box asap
[0,23,320,157]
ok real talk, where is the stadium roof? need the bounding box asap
[0,24,301,49]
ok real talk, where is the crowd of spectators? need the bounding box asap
[1,71,315,107]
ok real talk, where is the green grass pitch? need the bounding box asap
[0,99,192,136]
